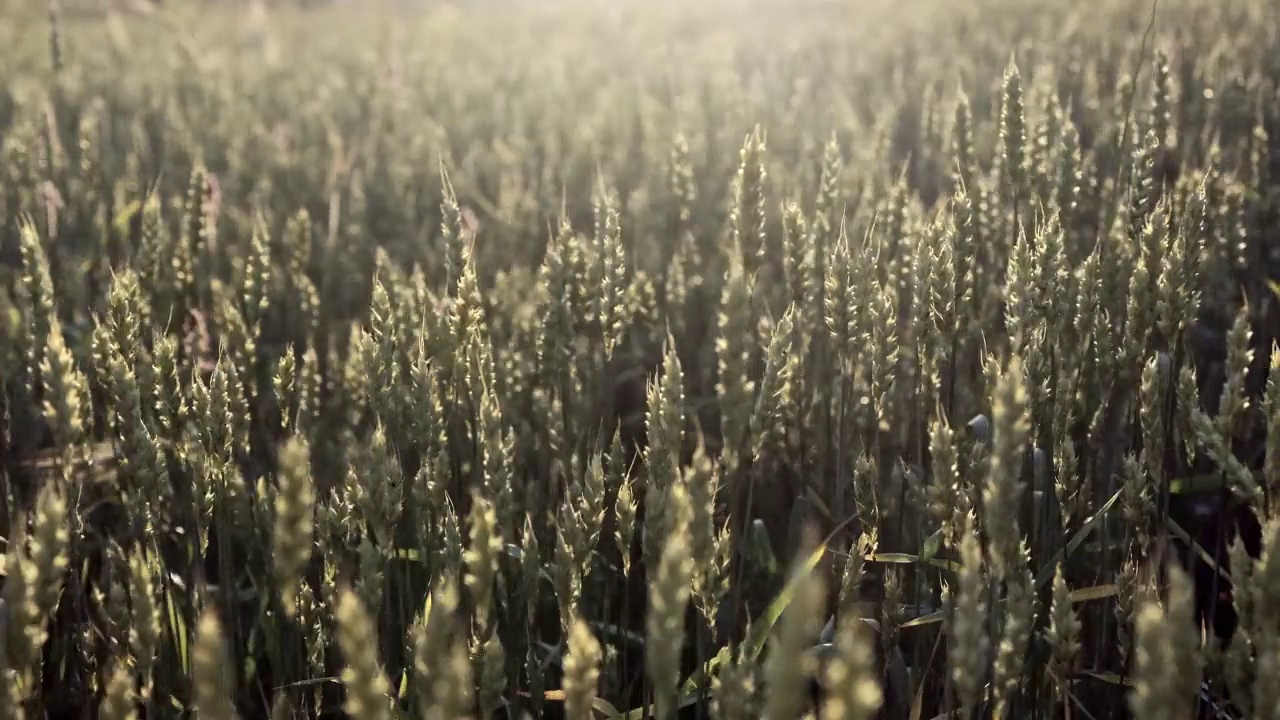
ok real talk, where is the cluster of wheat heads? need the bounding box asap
[2,0,1280,718]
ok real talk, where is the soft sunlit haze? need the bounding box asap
[0,0,1278,719]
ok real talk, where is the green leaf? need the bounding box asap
[1169,472,1232,495]
[920,528,944,565]
[743,543,827,663]
[1267,279,1280,304]
[909,626,944,720]
[867,552,962,574]
[1080,670,1131,687]
[1034,487,1124,591]
[164,583,190,676]
[1167,517,1231,584]
[899,583,1118,634]
[901,611,943,629]
[112,199,142,238]
[255,590,286,696]
[541,692,639,719]
[592,697,626,719]
[1068,584,1118,603]
[680,645,730,696]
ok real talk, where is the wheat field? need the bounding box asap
[1,0,1279,718]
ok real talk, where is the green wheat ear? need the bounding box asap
[192,609,239,720]
[563,618,602,720]
[273,435,315,619]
